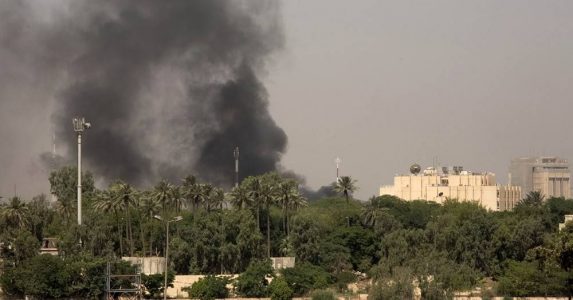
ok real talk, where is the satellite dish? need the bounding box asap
[410,164,421,175]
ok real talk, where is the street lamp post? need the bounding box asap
[154,215,183,300]
[72,117,91,226]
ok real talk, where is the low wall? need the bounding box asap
[166,274,239,298]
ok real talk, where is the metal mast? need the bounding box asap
[335,157,342,182]
[234,147,240,187]
[72,117,91,226]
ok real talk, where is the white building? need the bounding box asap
[380,166,521,211]
[509,157,571,199]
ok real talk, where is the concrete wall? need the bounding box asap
[122,256,165,275]
[166,274,239,298]
[270,257,295,270]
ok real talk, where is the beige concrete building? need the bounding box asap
[380,166,521,211]
[509,157,571,199]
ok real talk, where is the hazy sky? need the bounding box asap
[1,1,573,200]
[267,0,573,199]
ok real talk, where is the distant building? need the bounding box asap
[380,165,521,211]
[509,157,571,199]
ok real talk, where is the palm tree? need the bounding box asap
[246,177,263,227]
[334,176,358,203]
[93,190,123,254]
[209,188,225,211]
[361,196,389,228]
[230,185,251,209]
[259,181,277,257]
[277,180,306,236]
[55,196,74,226]
[181,176,202,213]
[200,184,215,212]
[138,192,161,256]
[1,197,29,229]
[171,185,184,213]
[287,193,307,236]
[152,180,175,214]
[110,182,137,256]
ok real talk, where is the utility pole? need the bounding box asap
[73,117,91,226]
[154,215,183,300]
[234,147,240,188]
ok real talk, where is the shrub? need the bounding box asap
[311,289,336,300]
[184,275,230,300]
[0,253,120,299]
[281,262,332,296]
[141,272,175,298]
[234,259,273,297]
[336,271,356,291]
[268,276,293,300]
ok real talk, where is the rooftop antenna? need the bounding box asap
[335,157,342,182]
[234,147,240,188]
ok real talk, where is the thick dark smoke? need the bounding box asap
[42,1,286,187]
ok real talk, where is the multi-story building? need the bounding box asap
[509,157,570,199]
[380,165,521,211]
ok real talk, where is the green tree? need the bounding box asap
[182,175,202,213]
[497,260,567,297]
[110,181,138,256]
[184,275,230,300]
[152,180,175,214]
[141,272,175,298]
[518,191,545,208]
[368,267,414,300]
[0,197,29,229]
[333,176,358,203]
[259,179,277,257]
[268,276,293,300]
[13,230,40,266]
[92,189,124,255]
[49,166,95,225]
[27,194,53,240]
[230,185,251,210]
[281,262,331,296]
[360,196,389,228]
[290,215,321,264]
[138,192,161,256]
[277,179,306,236]
[234,260,273,297]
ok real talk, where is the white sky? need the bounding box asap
[267,0,573,199]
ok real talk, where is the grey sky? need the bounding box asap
[1,0,573,200]
[268,0,573,199]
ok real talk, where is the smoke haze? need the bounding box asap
[0,0,287,196]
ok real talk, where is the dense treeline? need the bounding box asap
[0,166,572,298]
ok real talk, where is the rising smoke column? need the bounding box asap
[50,0,286,186]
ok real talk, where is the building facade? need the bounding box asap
[509,157,570,199]
[380,166,521,211]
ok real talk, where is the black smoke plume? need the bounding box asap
[44,1,286,187]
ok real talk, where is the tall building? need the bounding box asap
[380,165,521,211]
[509,157,570,199]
